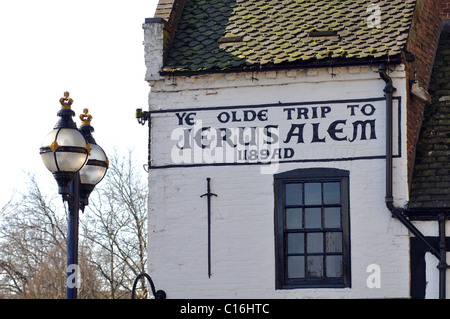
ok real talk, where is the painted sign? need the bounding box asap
[149,97,401,172]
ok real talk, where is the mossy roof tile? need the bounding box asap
[162,0,417,72]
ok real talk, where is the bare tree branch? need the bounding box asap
[0,149,148,299]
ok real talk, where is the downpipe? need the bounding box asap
[438,213,447,299]
[379,64,445,298]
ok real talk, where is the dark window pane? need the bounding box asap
[286,183,302,206]
[286,208,302,229]
[305,208,321,229]
[326,232,342,253]
[307,256,323,278]
[288,256,305,278]
[307,233,323,253]
[323,182,340,204]
[324,207,341,228]
[276,170,350,288]
[326,255,343,277]
[287,233,304,254]
[305,183,321,205]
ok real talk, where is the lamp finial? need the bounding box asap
[59,91,73,110]
[80,108,93,126]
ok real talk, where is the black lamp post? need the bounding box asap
[39,92,108,299]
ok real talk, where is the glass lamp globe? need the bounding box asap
[78,108,109,208]
[79,143,108,186]
[39,92,90,195]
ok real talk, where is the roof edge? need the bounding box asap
[154,0,187,28]
[160,54,403,77]
[405,208,450,220]
[152,0,188,62]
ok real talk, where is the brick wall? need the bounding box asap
[405,0,442,185]
[442,0,450,19]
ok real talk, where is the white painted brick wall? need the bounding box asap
[143,21,165,82]
[148,162,411,298]
[143,60,419,298]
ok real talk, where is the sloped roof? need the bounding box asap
[155,0,176,23]
[162,0,416,73]
[409,31,450,210]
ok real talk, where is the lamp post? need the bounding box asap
[39,92,108,299]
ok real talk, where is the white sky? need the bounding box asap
[0,0,159,206]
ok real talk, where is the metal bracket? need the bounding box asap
[136,108,149,125]
[131,273,166,299]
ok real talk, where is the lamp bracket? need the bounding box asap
[136,108,149,125]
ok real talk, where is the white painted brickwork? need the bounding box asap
[148,163,410,298]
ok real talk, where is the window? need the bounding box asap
[274,168,350,289]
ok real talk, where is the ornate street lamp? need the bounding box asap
[39,92,108,299]
[40,92,90,196]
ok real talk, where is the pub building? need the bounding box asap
[141,0,450,298]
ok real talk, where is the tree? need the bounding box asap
[82,150,148,298]
[0,150,148,298]
[0,174,100,298]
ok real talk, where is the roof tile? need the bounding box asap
[409,32,450,210]
[162,0,417,72]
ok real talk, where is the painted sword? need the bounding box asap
[200,177,217,278]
